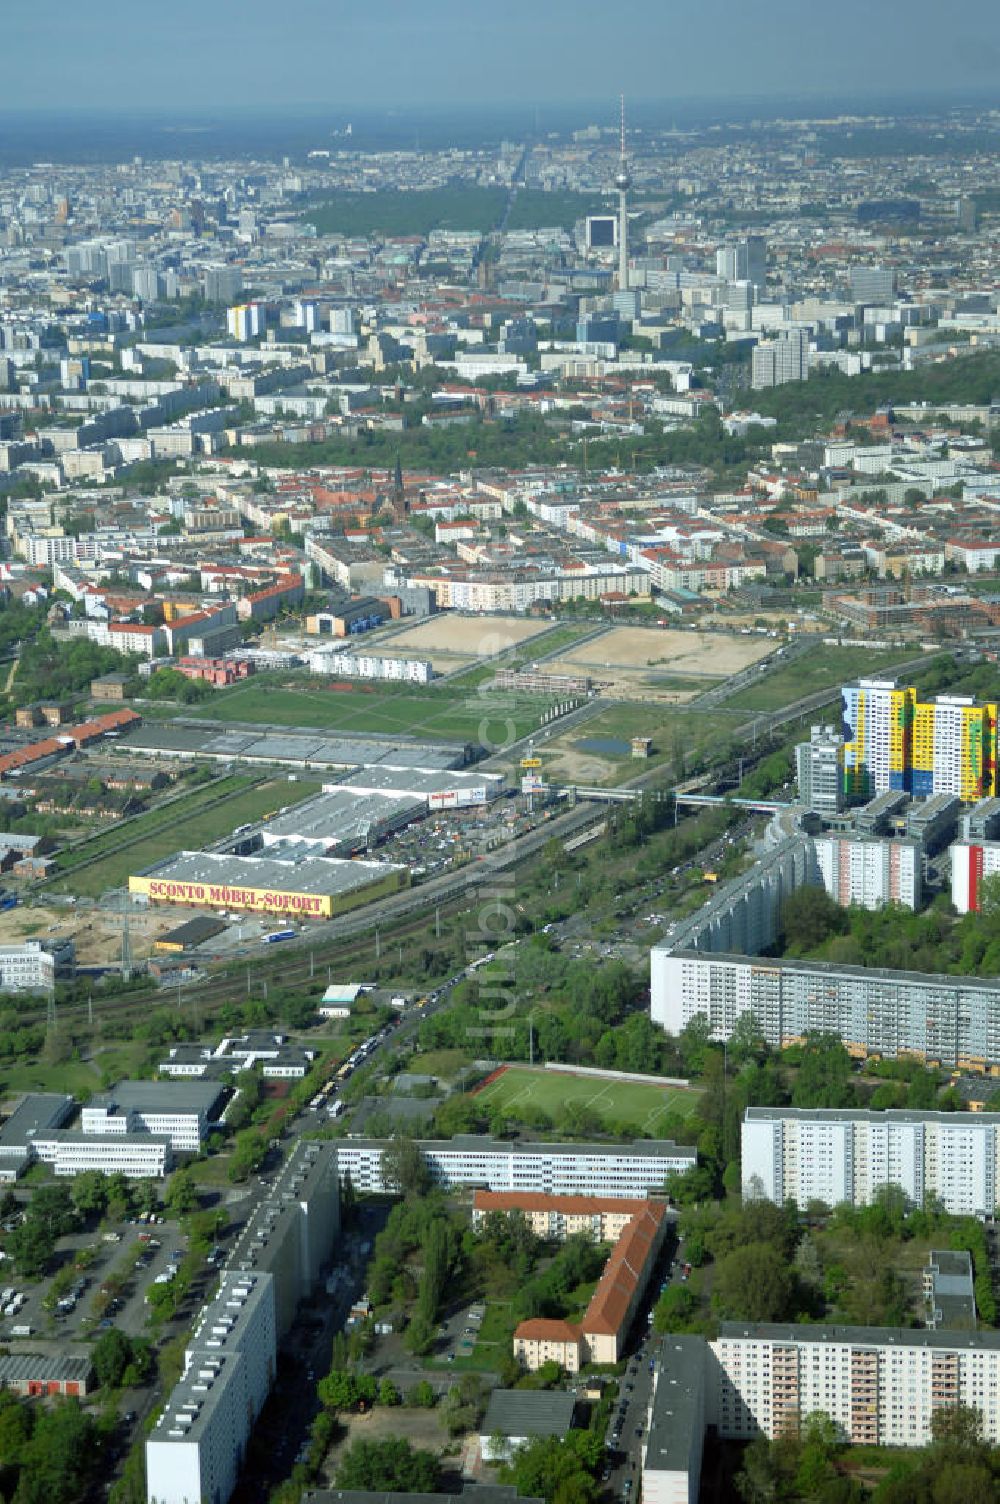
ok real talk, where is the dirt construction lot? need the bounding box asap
[387,614,553,660]
[547,626,772,684]
[0,903,168,965]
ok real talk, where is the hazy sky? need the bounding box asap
[6,0,1000,113]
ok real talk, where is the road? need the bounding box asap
[602,1215,678,1501]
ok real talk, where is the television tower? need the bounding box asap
[615,94,631,293]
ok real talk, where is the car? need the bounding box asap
[98,1318,113,1329]
[123,1411,137,1425]
[171,1249,185,1260]
[635,1426,643,1438]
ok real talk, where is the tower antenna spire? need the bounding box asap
[615,95,631,293]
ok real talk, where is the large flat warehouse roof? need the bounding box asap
[121,721,466,770]
[260,789,423,844]
[338,766,503,798]
[136,849,404,898]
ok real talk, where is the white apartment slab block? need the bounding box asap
[742,1109,1000,1217]
[335,1135,695,1198]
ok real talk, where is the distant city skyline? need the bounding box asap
[5,0,1000,114]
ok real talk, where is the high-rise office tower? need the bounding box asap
[850,265,896,304]
[203,265,243,304]
[751,329,808,389]
[717,236,767,293]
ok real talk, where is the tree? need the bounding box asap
[791,1033,856,1110]
[408,1380,437,1408]
[403,1311,436,1356]
[666,1163,715,1206]
[500,1434,599,1504]
[653,1283,697,1333]
[317,1370,358,1411]
[780,885,848,953]
[713,1243,798,1322]
[677,1013,715,1076]
[381,1136,431,1196]
[165,1168,198,1218]
[92,1329,152,1391]
[8,1217,55,1278]
[728,1011,767,1068]
[29,1185,77,1240]
[335,1438,441,1493]
[378,1378,400,1407]
[13,1397,100,1504]
[70,1172,109,1219]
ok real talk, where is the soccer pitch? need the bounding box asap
[472,1066,701,1136]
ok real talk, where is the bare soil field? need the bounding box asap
[547,626,772,683]
[0,903,169,965]
[388,615,553,658]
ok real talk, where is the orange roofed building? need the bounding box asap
[473,1191,669,1372]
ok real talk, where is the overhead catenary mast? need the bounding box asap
[616,94,631,293]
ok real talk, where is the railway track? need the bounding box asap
[40,800,607,1035]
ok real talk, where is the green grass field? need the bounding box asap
[52,776,253,871]
[48,778,323,897]
[724,645,921,713]
[182,681,555,744]
[540,702,745,786]
[472,1065,701,1135]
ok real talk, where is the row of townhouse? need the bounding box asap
[478,1192,669,1372]
[400,563,650,612]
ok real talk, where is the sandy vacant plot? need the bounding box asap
[0,903,171,965]
[549,626,772,681]
[389,614,552,659]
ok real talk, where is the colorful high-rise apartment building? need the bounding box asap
[842,678,996,801]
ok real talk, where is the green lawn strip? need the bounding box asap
[48,779,323,897]
[53,776,252,871]
[724,646,922,712]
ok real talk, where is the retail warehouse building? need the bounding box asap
[130,850,406,919]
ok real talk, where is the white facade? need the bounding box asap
[146,1273,276,1504]
[226,304,264,342]
[0,941,72,994]
[651,947,1000,1072]
[709,1325,1000,1447]
[82,1083,220,1152]
[335,1136,695,1198]
[33,1132,172,1179]
[306,648,433,683]
[813,834,922,910]
[950,839,1000,913]
[742,1108,1000,1217]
